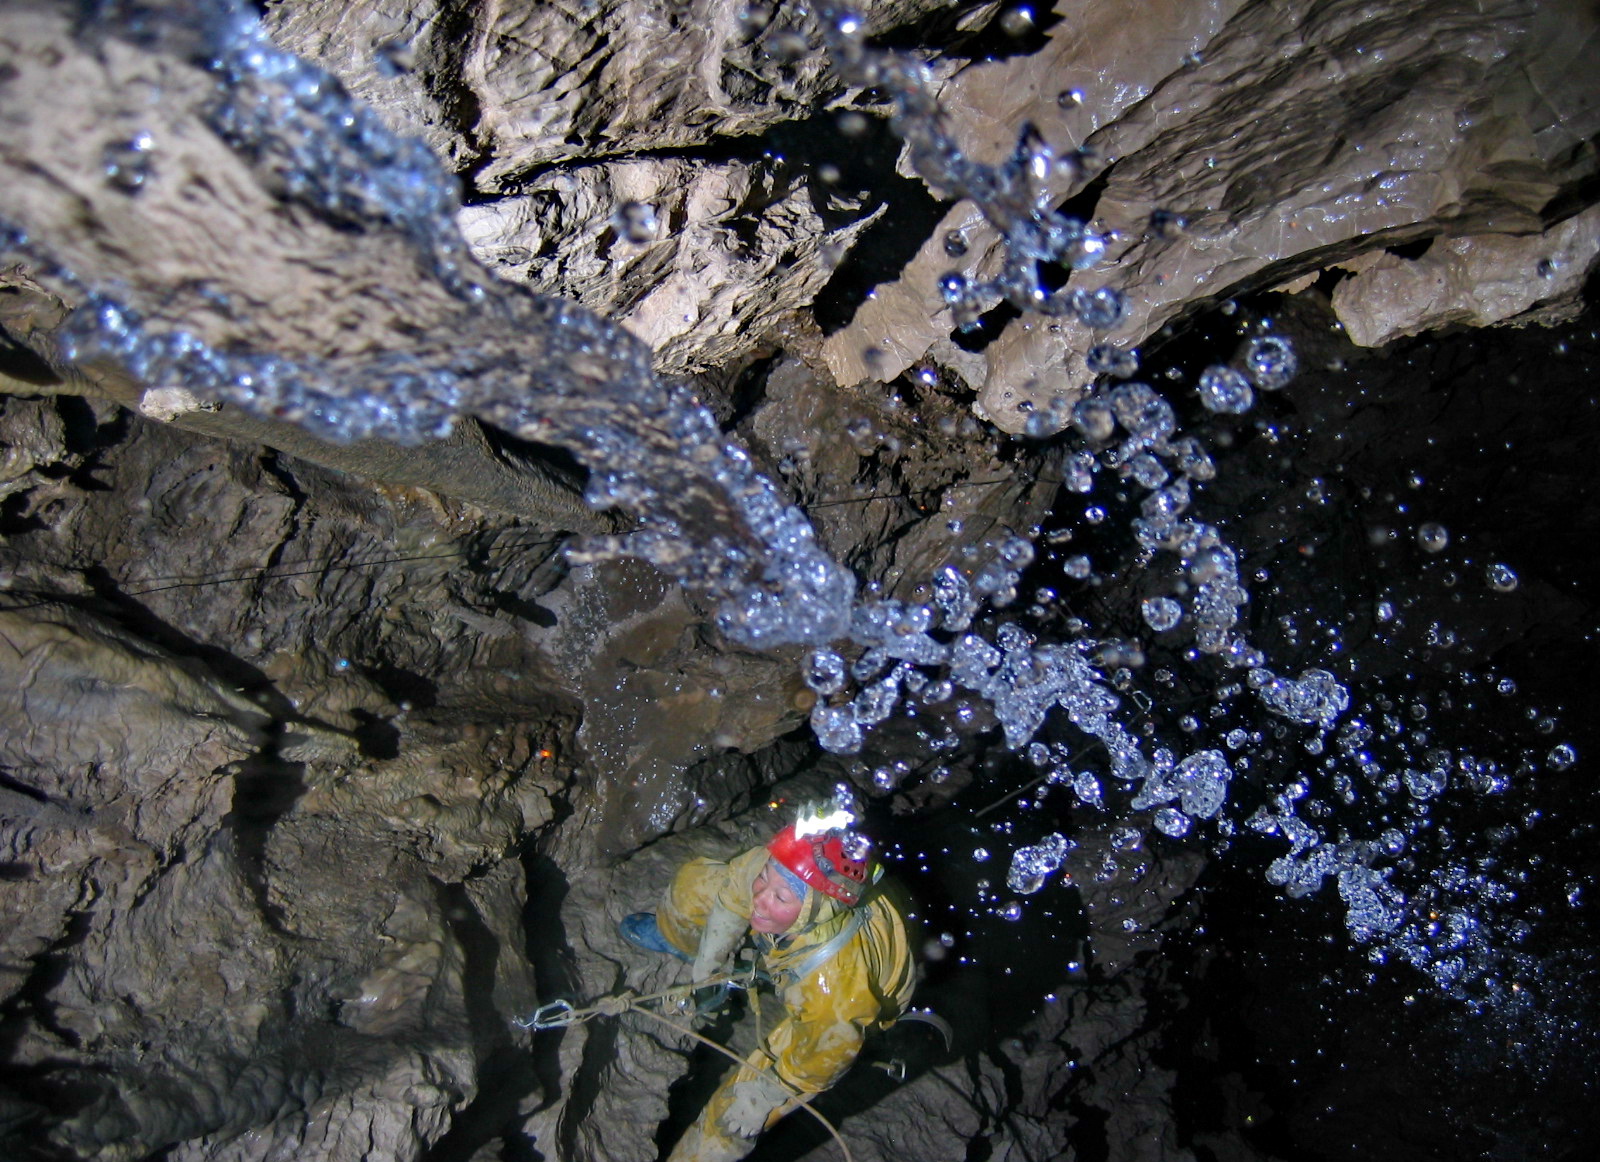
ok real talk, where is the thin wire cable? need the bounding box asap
[2,473,1065,602]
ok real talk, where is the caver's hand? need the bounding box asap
[690,902,746,985]
[720,1072,789,1138]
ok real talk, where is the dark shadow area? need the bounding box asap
[52,395,120,462]
[1384,236,1434,260]
[343,708,401,760]
[225,753,307,934]
[652,1005,742,1160]
[0,908,95,1061]
[422,880,538,1162]
[439,879,509,1052]
[0,490,44,535]
[871,0,1061,62]
[521,850,579,1127]
[950,299,1021,352]
[0,319,61,387]
[418,844,584,1161]
[74,565,295,718]
[476,420,592,500]
[358,659,439,714]
[0,1062,116,1162]
[800,115,951,338]
[0,770,48,805]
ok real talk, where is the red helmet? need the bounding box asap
[768,823,876,907]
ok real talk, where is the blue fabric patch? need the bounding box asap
[773,859,809,900]
[619,912,691,962]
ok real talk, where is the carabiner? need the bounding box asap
[873,1058,907,1082]
[512,998,578,1030]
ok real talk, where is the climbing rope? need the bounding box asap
[513,971,856,1162]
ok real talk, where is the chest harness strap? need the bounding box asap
[765,905,867,987]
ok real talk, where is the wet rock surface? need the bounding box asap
[2,2,1597,1161]
[823,0,1600,432]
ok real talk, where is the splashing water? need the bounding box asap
[5,0,1586,1021]
[4,0,855,651]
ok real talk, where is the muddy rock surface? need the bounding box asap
[2,2,1597,1161]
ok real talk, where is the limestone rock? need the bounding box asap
[824,0,1600,432]
[1330,204,1600,346]
[268,1,985,184]
[824,0,1245,410]
[460,159,884,376]
[739,352,1062,601]
[526,557,807,856]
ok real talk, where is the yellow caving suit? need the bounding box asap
[658,846,916,1162]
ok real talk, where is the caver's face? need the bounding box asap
[750,860,804,934]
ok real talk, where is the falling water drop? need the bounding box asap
[1197,365,1254,414]
[1417,522,1450,553]
[1142,596,1183,632]
[613,201,659,243]
[1486,562,1519,592]
[103,132,156,192]
[1242,335,1298,390]
[1547,744,1577,771]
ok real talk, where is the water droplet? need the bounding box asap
[998,6,1036,37]
[803,648,847,695]
[613,201,659,243]
[1070,286,1127,329]
[1006,833,1072,894]
[373,38,416,77]
[1154,807,1191,837]
[738,6,772,37]
[103,132,155,192]
[1403,768,1447,799]
[1149,208,1187,238]
[1086,344,1139,378]
[1142,596,1183,632]
[1071,398,1115,442]
[1485,562,1518,592]
[1197,365,1254,414]
[769,31,810,61]
[1416,522,1450,553]
[938,271,969,304]
[836,111,870,138]
[1243,336,1298,390]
